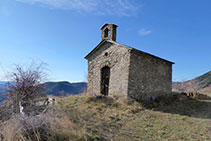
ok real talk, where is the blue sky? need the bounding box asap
[0,0,210,82]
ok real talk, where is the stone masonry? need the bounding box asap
[85,23,174,100]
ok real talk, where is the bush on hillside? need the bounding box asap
[5,62,47,114]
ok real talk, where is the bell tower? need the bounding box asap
[101,23,118,41]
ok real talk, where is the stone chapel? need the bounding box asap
[85,23,174,100]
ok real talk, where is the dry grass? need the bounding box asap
[0,93,211,140]
[55,93,211,140]
[0,116,25,141]
[0,111,83,141]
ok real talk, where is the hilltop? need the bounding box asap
[173,71,211,94]
[55,94,211,140]
[2,93,210,140]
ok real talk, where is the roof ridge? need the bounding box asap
[85,40,174,64]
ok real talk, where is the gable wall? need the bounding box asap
[87,42,130,97]
[128,50,172,100]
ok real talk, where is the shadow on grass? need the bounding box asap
[87,96,116,106]
[140,93,211,120]
[87,93,211,120]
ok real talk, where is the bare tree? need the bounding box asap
[6,62,47,113]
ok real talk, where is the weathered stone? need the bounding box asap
[85,23,174,100]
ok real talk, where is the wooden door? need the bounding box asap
[101,66,110,96]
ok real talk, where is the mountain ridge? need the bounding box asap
[0,70,210,103]
[173,71,211,94]
[43,81,87,96]
[0,81,87,103]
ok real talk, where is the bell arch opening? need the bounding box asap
[104,28,110,38]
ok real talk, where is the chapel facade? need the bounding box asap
[85,23,174,100]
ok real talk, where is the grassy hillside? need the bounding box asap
[1,93,211,140]
[53,94,211,140]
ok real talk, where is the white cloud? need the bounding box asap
[16,0,139,16]
[138,28,152,36]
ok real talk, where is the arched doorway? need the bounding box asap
[101,66,110,96]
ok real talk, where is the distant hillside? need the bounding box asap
[0,84,6,93]
[0,93,7,103]
[0,81,87,103]
[0,82,6,85]
[43,81,87,96]
[173,71,211,94]
[0,82,14,93]
[0,82,8,103]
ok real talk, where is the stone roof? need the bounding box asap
[85,40,175,64]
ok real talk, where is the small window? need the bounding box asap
[105,52,108,56]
